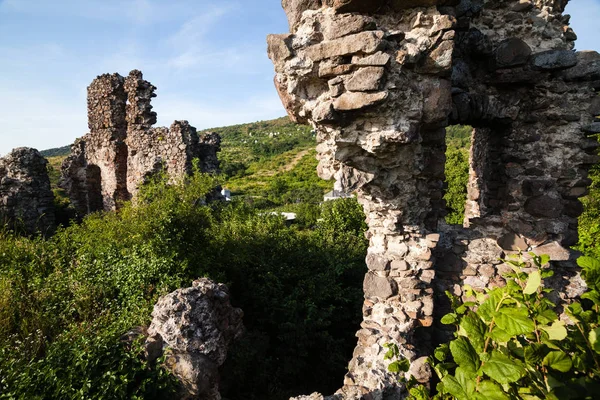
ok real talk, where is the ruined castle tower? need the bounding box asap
[60,70,221,216]
[268,0,600,398]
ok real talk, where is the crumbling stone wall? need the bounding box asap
[60,70,221,216]
[0,147,55,235]
[268,0,600,398]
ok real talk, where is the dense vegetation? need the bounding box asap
[443,126,472,225]
[388,254,600,399]
[10,115,600,400]
[0,170,367,399]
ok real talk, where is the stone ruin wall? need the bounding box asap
[60,70,221,217]
[0,147,55,236]
[268,0,600,398]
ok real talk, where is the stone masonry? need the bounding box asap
[268,0,600,398]
[0,147,55,236]
[60,70,221,217]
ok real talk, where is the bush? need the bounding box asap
[0,171,368,400]
[388,254,600,399]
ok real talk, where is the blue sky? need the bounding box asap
[0,0,598,155]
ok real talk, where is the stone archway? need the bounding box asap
[268,0,600,398]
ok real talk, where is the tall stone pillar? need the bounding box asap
[85,73,129,211]
[269,2,457,396]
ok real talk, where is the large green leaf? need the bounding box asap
[490,327,513,343]
[441,313,458,325]
[577,256,600,291]
[482,351,525,384]
[523,270,542,295]
[524,343,547,365]
[460,312,487,352]
[543,351,572,373]
[496,308,535,336]
[477,380,510,400]
[450,337,480,373]
[478,289,503,322]
[540,321,567,341]
[535,309,558,325]
[442,367,476,400]
[589,327,600,353]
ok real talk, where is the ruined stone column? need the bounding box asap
[269,0,600,398]
[269,2,458,396]
[86,73,130,211]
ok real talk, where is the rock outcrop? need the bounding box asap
[0,147,55,235]
[145,278,244,400]
[269,0,599,398]
[60,70,221,217]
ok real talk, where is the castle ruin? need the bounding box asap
[0,147,56,236]
[60,70,221,217]
[268,0,600,397]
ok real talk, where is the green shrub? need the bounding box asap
[0,171,367,400]
[387,254,600,399]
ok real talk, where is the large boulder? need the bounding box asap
[145,278,244,400]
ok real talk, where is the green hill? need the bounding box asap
[40,145,71,158]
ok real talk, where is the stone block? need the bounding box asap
[267,34,293,65]
[332,91,388,111]
[345,67,385,91]
[303,31,385,62]
[352,51,391,66]
[495,38,532,68]
[562,51,600,81]
[363,273,396,299]
[524,194,564,218]
[531,50,577,70]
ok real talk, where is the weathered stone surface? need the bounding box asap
[531,241,571,261]
[0,148,55,235]
[497,233,529,251]
[60,70,221,216]
[282,0,322,31]
[321,12,374,40]
[418,40,454,74]
[363,273,395,299]
[495,38,532,68]
[532,50,577,70]
[332,91,387,111]
[267,34,293,63]
[352,51,391,66]
[345,67,385,91]
[146,278,244,400]
[562,51,600,81]
[318,61,355,78]
[303,31,384,61]
[524,194,564,218]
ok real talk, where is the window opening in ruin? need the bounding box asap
[444,125,472,225]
